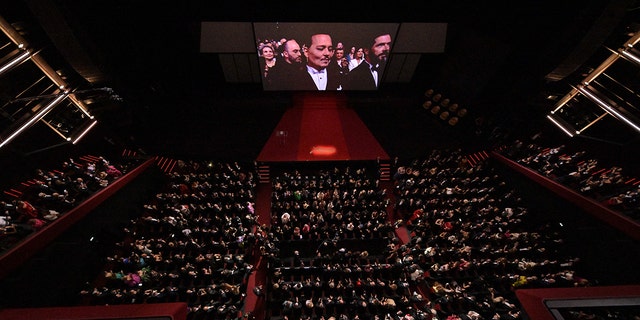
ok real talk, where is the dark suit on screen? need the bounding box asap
[266,62,305,91]
[291,66,343,91]
[343,62,381,91]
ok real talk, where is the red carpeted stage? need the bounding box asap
[257,92,390,162]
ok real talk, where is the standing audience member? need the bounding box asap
[347,47,365,71]
[347,46,356,62]
[327,45,350,82]
[259,43,277,84]
[15,200,38,223]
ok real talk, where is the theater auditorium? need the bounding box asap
[0,1,639,320]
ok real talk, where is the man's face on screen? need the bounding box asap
[306,34,334,70]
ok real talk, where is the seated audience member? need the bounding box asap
[15,200,39,223]
[106,165,123,179]
[502,139,640,222]
[0,214,12,227]
[28,217,46,231]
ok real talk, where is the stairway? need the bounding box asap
[379,159,391,181]
[258,163,270,184]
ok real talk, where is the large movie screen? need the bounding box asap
[253,23,400,91]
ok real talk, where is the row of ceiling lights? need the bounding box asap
[0,14,97,149]
[548,31,640,137]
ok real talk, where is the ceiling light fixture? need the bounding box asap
[577,85,640,133]
[0,93,68,148]
[547,113,577,137]
[0,49,31,76]
[72,120,98,145]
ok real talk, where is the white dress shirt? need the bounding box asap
[307,65,327,90]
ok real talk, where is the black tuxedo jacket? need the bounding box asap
[267,62,304,90]
[343,62,378,91]
[291,66,342,91]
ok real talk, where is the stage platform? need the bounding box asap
[256,93,390,163]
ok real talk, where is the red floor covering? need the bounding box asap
[257,93,389,162]
[243,183,273,320]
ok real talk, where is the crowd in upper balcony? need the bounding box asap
[498,140,640,222]
[0,155,134,251]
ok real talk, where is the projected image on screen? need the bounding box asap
[253,23,400,91]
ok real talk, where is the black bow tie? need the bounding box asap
[371,64,380,72]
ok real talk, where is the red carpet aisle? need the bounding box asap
[257,92,389,162]
[242,181,274,320]
[380,180,432,310]
[381,180,411,244]
[255,184,273,227]
[244,255,267,320]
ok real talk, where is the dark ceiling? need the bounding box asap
[1,0,640,174]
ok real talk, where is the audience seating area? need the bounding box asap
[262,165,405,320]
[0,155,136,253]
[1,148,637,320]
[498,141,640,223]
[80,160,259,320]
[390,149,592,320]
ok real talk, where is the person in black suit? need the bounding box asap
[292,33,342,91]
[266,39,304,90]
[343,33,392,90]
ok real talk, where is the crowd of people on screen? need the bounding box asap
[256,31,392,91]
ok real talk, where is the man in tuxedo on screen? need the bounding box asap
[292,33,342,90]
[343,33,392,90]
[266,39,304,90]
